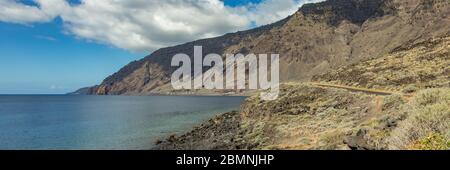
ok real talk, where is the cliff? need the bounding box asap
[75,0,450,95]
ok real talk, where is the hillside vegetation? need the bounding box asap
[313,35,450,92]
[156,83,449,150]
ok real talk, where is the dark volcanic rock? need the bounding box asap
[153,111,251,150]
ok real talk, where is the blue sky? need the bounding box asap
[0,19,142,94]
[0,0,313,94]
[223,0,262,6]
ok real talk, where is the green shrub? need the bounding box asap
[408,133,449,150]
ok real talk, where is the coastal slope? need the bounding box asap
[155,35,450,150]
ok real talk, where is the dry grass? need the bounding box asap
[313,36,450,91]
[387,88,450,150]
[382,94,405,111]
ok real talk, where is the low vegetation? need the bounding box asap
[313,36,450,92]
[387,89,450,150]
[155,84,449,150]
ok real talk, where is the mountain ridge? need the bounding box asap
[73,0,450,95]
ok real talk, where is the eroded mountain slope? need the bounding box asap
[75,0,450,95]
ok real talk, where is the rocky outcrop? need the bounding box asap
[155,111,250,150]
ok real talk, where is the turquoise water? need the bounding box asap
[0,95,245,150]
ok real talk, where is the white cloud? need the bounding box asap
[35,35,57,41]
[0,0,323,52]
[0,0,54,24]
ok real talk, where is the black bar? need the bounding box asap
[0,150,448,169]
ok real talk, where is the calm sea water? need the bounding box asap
[0,95,245,150]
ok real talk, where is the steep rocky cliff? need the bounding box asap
[75,0,450,95]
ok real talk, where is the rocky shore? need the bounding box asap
[154,83,449,150]
[154,111,247,150]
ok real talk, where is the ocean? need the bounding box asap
[0,95,245,150]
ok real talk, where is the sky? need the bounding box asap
[0,0,322,94]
